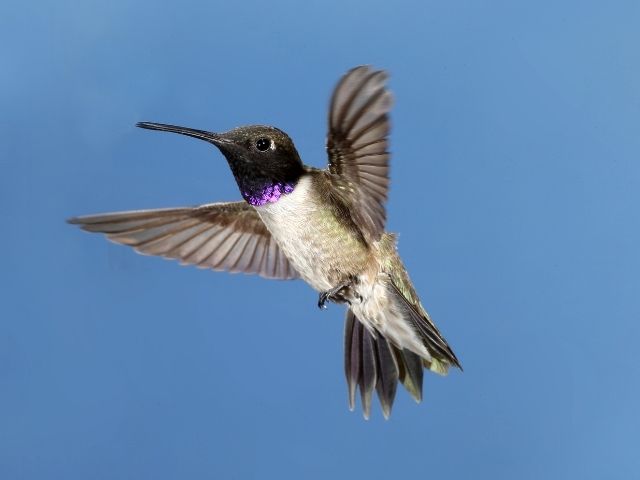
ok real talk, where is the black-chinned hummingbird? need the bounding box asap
[69,66,461,419]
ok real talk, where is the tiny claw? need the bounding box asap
[318,292,330,310]
[318,281,352,310]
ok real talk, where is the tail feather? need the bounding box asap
[392,344,424,403]
[344,310,360,411]
[344,309,427,419]
[359,325,377,418]
[373,335,399,418]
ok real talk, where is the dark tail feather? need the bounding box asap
[374,334,399,418]
[391,344,424,404]
[344,309,425,419]
[360,324,377,417]
[344,310,361,411]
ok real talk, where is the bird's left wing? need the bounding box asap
[68,201,299,279]
[326,65,393,242]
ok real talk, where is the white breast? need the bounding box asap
[254,176,328,290]
[255,175,368,292]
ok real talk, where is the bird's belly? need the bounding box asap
[272,226,365,291]
[255,178,369,292]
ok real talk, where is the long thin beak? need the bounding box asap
[136,122,231,146]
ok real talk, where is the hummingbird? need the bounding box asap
[68,66,461,419]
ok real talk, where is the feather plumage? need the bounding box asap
[326,65,392,242]
[68,202,299,280]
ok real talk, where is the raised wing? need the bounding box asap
[327,65,393,242]
[68,201,299,280]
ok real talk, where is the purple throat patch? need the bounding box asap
[243,182,295,207]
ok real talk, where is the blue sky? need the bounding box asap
[2,0,639,478]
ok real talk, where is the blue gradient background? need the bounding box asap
[2,1,639,478]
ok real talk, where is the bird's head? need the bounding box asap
[136,122,304,206]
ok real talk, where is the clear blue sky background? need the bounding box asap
[2,0,639,478]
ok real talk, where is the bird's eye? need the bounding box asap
[255,137,272,151]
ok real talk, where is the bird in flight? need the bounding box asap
[69,66,461,419]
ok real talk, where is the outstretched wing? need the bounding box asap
[326,65,393,242]
[68,201,299,279]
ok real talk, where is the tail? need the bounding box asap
[344,309,425,419]
[343,276,461,419]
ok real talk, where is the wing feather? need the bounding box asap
[326,66,393,241]
[68,201,299,280]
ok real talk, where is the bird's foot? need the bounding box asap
[318,281,351,310]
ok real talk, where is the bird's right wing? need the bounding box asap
[68,201,299,280]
